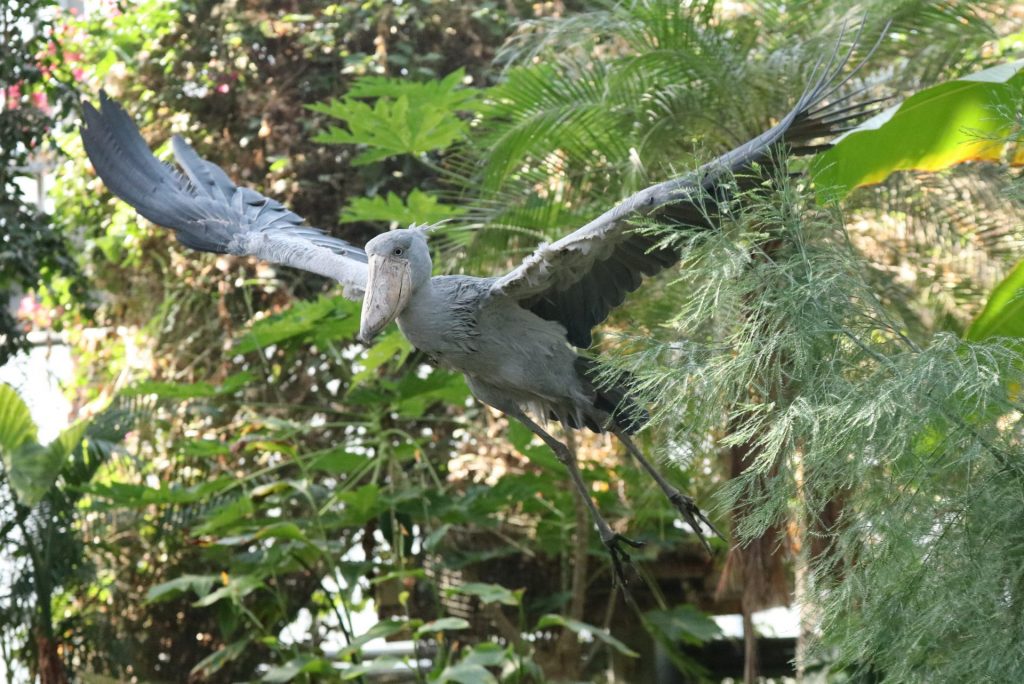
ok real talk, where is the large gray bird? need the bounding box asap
[80,33,877,584]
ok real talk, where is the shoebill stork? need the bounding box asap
[80,36,876,584]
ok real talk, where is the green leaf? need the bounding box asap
[394,371,469,418]
[338,619,415,659]
[644,605,723,646]
[349,329,412,388]
[966,258,1024,340]
[812,60,1024,201]
[262,656,333,682]
[147,574,218,603]
[190,638,252,679]
[458,643,509,668]
[446,582,522,606]
[335,483,385,526]
[309,69,478,164]
[254,521,308,542]
[0,383,37,452]
[308,448,368,474]
[415,617,470,637]
[6,419,88,506]
[123,380,217,399]
[340,190,466,227]
[235,295,355,353]
[536,614,639,657]
[193,574,263,607]
[430,663,498,684]
[341,657,407,680]
[193,495,254,535]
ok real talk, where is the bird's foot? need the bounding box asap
[669,491,722,555]
[603,533,645,588]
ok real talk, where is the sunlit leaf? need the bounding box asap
[0,383,37,452]
[415,617,470,637]
[193,495,254,536]
[813,60,1024,201]
[340,189,466,227]
[5,418,88,506]
[193,574,263,607]
[309,69,479,164]
[338,618,416,659]
[235,295,355,353]
[966,258,1024,340]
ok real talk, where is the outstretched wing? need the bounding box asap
[491,26,885,347]
[80,92,369,300]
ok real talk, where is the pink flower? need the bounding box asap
[216,82,230,94]
[5,83,21,109]
[73,67,84,81]
[31,91,50,114]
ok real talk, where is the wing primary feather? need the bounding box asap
[82,94,369,296]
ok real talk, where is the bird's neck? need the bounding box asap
[396,278,441,351]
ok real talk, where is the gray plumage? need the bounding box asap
[80,27,881,583]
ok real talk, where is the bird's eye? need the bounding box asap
[392,247,404,256]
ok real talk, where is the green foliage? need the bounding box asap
[27,0,1024,682]
[813,59,1024,201]
[535,614,640,658]
[0,383,88,506]
[0,0,87,362]
[309,69,480,164]
[967,257,1024,341]
[340,189,466,227]
[615,163,1024,681]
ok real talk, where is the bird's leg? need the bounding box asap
[612,428,722,554]
[509,411,643,587]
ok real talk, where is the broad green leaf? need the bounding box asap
[0,383,37,452]
[430,663,498,684]
[341,657,407,680]
[262,656,333,682]
[338,618,416,659]
[446,582,522,606]
[193,574,263,607]
[309,69,478,164]
[7,420,88,506]
[190,638,252,679]
[415,617,470,637]
[394,371,469,418]
[235,295,355,353]
[340,190,466,227]
[536,614,639,657]
[254,521,308,542]
[644,605,723,646]
[308,448,367,474]
[349,329,412,388]
[193,495,254,535]
[147,574,218,603]
[458,643,509,668]
[966,259,1024,340]
[335,483,385,525]
[813,60,1024,201]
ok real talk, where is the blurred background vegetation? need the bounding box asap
[1,0,1022,682]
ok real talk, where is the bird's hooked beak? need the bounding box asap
[358,255,412,344]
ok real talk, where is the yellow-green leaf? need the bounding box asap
[967,258,1024,341]
[813,60,1024,201]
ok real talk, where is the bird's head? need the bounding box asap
[358,227,432,344]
